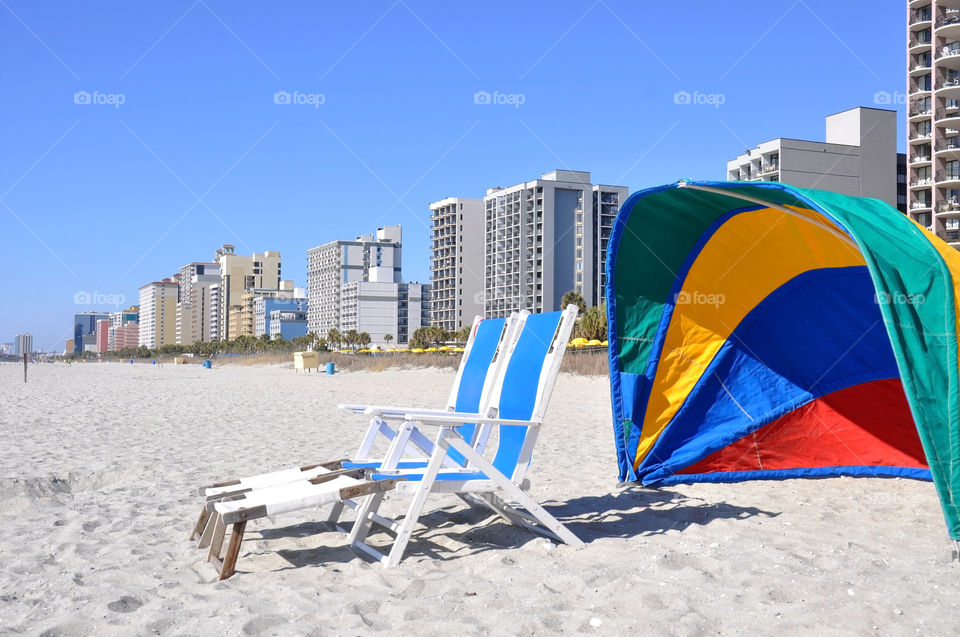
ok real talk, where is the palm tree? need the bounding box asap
[576,303,608,341]
[344,329,360,351]
[561,290,586,315]
[358,332,371,349]
[327,328,341,349]
[383,334,393,347]
[454,325,472,344]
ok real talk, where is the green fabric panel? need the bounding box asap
[614,187,747,374]
[793,187,960,539]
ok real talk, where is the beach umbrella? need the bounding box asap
[606,180,960,541]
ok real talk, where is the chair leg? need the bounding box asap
[190,508,210,541]
[219,521,247,580]
[196,511,219,549]
[206,514,227,564]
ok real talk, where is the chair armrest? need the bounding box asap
[362,405,456,418]
[403,412,540,428]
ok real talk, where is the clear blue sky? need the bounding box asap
[0,0,905,351]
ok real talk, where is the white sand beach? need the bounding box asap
[1,360,959,635]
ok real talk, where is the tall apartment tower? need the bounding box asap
[306,225,402,337]
[138,279,178,348]
[73,311,109,352]
[176,261,220,345]
[15,333,32,356]
[482,170,627,317]
[213,245,282,340]
[908,2,960,245]
[429,197,484,332]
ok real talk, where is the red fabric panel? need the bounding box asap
[678,379,928,475]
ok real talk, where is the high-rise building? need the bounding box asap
[113,324,139,350]
[429,197,484,332]
[907,2,960,245]
[176,262,220,345]
[107,306,139,351]
[253,288,307,337]
[268,309,309,340]
[74,311,109,353]
[64,339,74,355]
[138,279,178,348]
[306,225,402,337]
[213,245,282,340]
[340,274,431,346]
[14,333,32,356]
[96,319,110,354]
[482,170,628,317]
[727,107,904,211]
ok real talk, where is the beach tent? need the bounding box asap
[605,180,960,540]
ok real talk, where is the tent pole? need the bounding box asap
[677,182,859,250]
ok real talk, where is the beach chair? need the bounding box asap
[190,315,517,564]
[203,306,581,578]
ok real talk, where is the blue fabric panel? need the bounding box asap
[639,266,902,484]
[343,460,430,470]
[447,318,505,465]
[370,470,490,482]
[660,465,932,484]
[491,311,562,477]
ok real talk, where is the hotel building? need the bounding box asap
[482,170,628,317]
[429,197,484,332]
[907,1,960,245]
[306,226,402,337]
[727,107,905,212]
[138,279,178,348]
[213,245,282,341]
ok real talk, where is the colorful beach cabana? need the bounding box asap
[605,180,960,540]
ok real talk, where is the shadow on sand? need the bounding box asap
[255,485,778,572]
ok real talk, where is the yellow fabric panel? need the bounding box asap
[633,205,866,469]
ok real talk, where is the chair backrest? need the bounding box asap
[480,305,578,480]
[446,314,519,465]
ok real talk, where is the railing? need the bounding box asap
[912,201,931,210]
[937,171,960,181]
[910,107,933,117]
[912,155,931,163]
[937,45,960,59]
[937,77,960,89]
[937,14,960,28]
[936,140,960,151]
[911,178,932,186]
[910,132,932,141]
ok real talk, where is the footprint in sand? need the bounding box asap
[107,596,143,613]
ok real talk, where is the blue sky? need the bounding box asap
[0,1,905,351]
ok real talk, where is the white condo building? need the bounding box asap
[727,107,905,213]
[429,197,484,332]
[483,170,628,317]
[907,1,960,245]
[339,266,431,345]
[14,333,32,356]
[176,262,220,345]
[306,225,403,337]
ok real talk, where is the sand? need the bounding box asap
[1,360,959,635]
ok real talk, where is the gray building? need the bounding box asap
[726,107,904,212]
[429,197,484,332]
[482,170,628,317]
[306,225,403,337]
[14,333,32,356]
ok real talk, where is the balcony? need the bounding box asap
[936,139,960,157]
[909,106,933,121]
[910,35,933,52]
[936,106,960,126]
[909,131,933,143]
[937,76,960,99]
[910,178,933,188]
[937,170,960,185]
[911,154,932,166]
[936,13,960,37]
[937,45,960,68]
[911,201,933,211]
[910,60,932,77]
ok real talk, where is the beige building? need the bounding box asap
[237,282,296,337]
[138,279,178,348]
[214,244,282,340]
[176,262,220,345]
